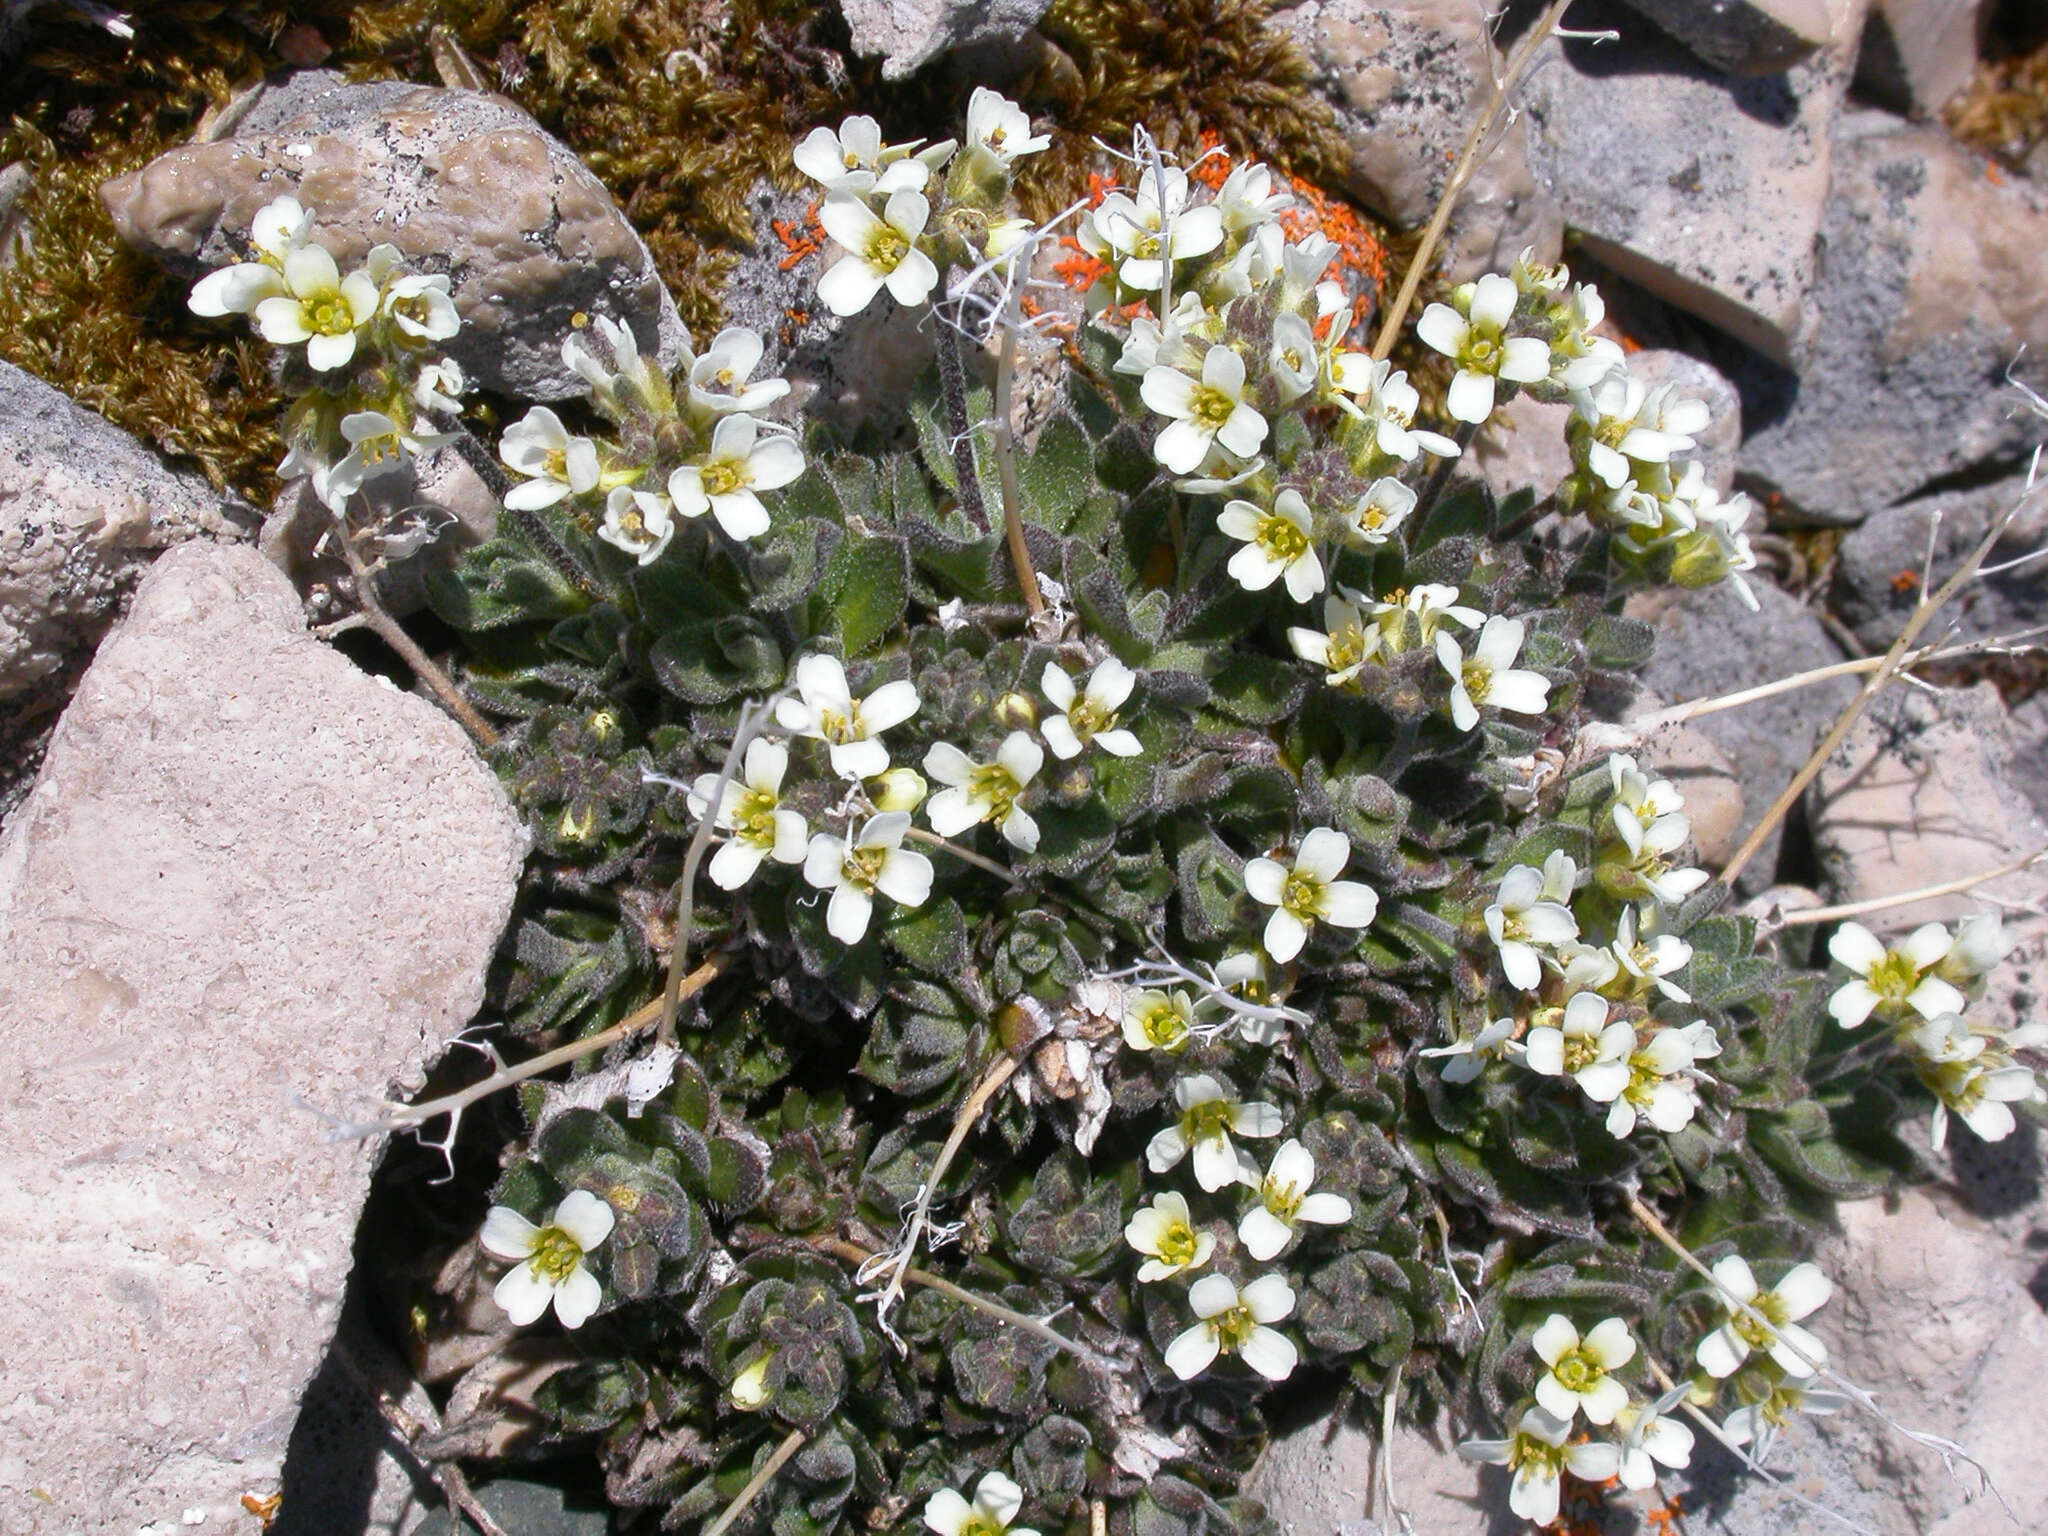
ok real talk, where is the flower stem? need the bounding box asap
[934,320,992,531]
[703,1428,809,1536]
[990,267,1049,620]
[1775,845,2048,927]
[903,825,1023,886]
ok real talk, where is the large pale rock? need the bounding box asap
[1245,1411,1492,1535]
[1620,0,1835,73]
[1809,680,2043,929]
[0,542,527,1533]
[1855,0,1989,118]
[1520,0,1862,364]
[1278,0,1564,280]
[0,361,256,825]
[101,73,690,403]
[1732,113,2048,525]
[1631,578,1852,891]
[838,0,1052,79]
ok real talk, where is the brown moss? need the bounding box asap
[1945,28,2048,169]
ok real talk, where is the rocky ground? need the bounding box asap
[2,1,2046,1532]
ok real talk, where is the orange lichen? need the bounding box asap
[772,200,826,272]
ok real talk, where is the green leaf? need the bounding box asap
[1021,412,1095,531]
[649,616,785,705]
[823,536,909,656]
[428,536,588,632]
[883,896,971,975]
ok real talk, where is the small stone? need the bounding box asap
[1855,0,1990,119]
[0,542,526,1530]
[1520,0,1862,364]
[839,0,1052,79]
[1470,388,1575,505]
[1279,0,1564,280]
[1245,1409,1491,1534]
[100,74,690,403]
[1618,0,1835,74]
[1631,578,1853,892]
[1732,112,2048,524]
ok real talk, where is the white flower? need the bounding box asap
[563,314,670,418]
[1531,1313,1636,1425]
[597,487,677,565]
[1574,372,1710,489]
[1615,1390,1696,1491]
[872,765,929,813]
[479,1190,615,1329]
[1694,1255,1832,1380]
[964,87,1049,169]
[816,190,940,316]
[1215,160,1292,232]
[1141,346,1268,474]
[1415,273,1551,424]
[687,738,809,889]
[324,409,456,503]
[1373,584,1483,656]
[667,413,803,541]
[1041,658,1141,758]
[414,356,466,415]
[1826,921,1965,1029]
[794,115,928,194]
[1609,904,1693,1003]
[1419,1016,1518,1084]
[1457,1406,1622,1528]
[1215,950,1286,1044]
[1336,476,1416,548]
[923,732,1043,852]
[687,326,790,416]
[1217,489,1324,602]
[801,811,934,944]
[1164,1272,1298,1382]
[1237,1139,1352,1260]
[500,406,601,510]
[252,244,380,371]
[1436,616,1551,732]
[1909,1019,2039,1149]
[1721,1381,1847,1462]
[775,654,921,779]
[1485,853,1579,991]
[1937,913,2016,993]
[1522,992,1634,1105]
[1082,167,1224,292]
[381,271,461,342]
[1605,1023,1716,1138]
[1545,282,1623,390]
[1286,591,1380,690]
[1242,826,1379,964]
[1146,1073,1283,1191]
[1123,988,1196,1053]
[1124,1190,1214,1281]
[187,194,309,316]
[1330,356,1461,462]
[1268,313,1320,405]
[923,1471,1038,1536]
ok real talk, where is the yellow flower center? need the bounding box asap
[1067,697,1113,738]
[1210,1301,1260,1354]
[1184,1098,1236,1142]
[1866,950,1920,1004]
[528,1225,586,1285]
[701,460,746,498]
[1283,871,1324,919]
[1153,1219,1201,1267]
[1562,1033,1601,1075]
[1133,998,1189,1050]
[1262,1176,1303,1221]
[864,224,910,273]
[1259,514,1309,565]
[1190,384,1236,431]
[846,843,889,889]
[735,785,780,847]
[968,763,1022,821]
[1550,1345,1606,1395]
[1462,659,1494,705]
[304,289,356,337]
[1465,333,1500,371]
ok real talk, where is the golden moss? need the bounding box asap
[1946,29,2048,169]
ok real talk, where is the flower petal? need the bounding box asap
[554,1189,616,1250]
[493,1263,556,1326]
[552,1265,603,1329]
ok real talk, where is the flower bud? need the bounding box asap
[729,1353,774,1409]
[1666,529,1733,590]
[994,690,1038,731]
[871,766,928,813]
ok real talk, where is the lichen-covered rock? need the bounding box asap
[839,0,1053,80]
[1520,0,1862,364]
[100,73,691,403]
[1732,113,2048,525]
[0,542,527,1533]
[0,360,256,825]
[1277,0,1563,280]
[1618,0,1835,74]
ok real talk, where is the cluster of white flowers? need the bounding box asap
[1425,757,1720,1141]
[187,195,470,511]
[500,315,801,565]
[1824,915,2043,1148]
[798,89,1050,319]
[684,654,1147,944]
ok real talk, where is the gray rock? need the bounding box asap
[1855,0,1989,119]
[1244,1409,1499,1535]
[1277,0,1564,281]
[1520,0,1862,364]
[1631,578,1852,891]
[1829,469,2048,650]
[0,360,256,826]
[1732,113,2048,525]
[100,74,690,403]
[839,0,1052,80]
[1470,388,1575,505]
[0,542,526,1532]
[1618,0,1835,74]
